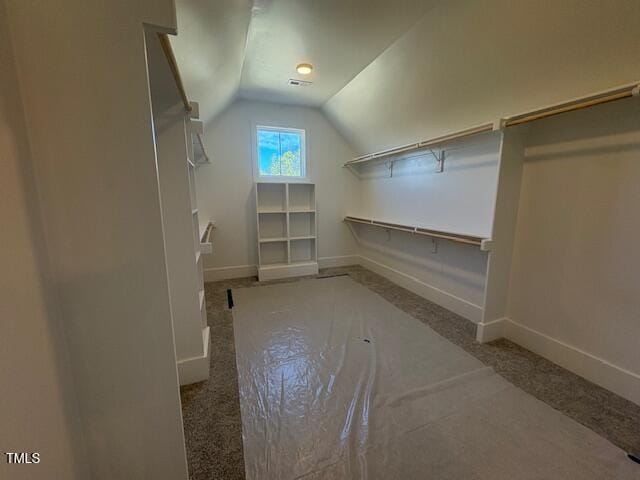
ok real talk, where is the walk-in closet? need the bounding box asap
[2,0,639,479]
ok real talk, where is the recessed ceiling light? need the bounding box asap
[296,63,313,75]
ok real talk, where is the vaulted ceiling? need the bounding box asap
[237,0,433,106]
[171,0,432,122]
[171,0,640,154]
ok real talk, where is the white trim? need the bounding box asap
[202,255,482,322]
[358,255,483,323]
[202,258,640,405]
[504,318,640,405]
[204,264,257,282]
[202,256,358,282]
[258,261,318,281]
[253,123,308,182]
[177,326,210,386]
[475,317,506,343]
[318,255,360,268]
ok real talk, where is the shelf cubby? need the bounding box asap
[257,182,286,212]
[258,212,287,240]
[259,241,288,266]
[288,183,315,211]
[289,211,316,238]
[290,238,316,263]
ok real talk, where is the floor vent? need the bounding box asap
[227,289,234,309]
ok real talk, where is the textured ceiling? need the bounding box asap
[172,0,432,121]
[171,0,639,157]
[237,0,433,106]
[171,0,252,124]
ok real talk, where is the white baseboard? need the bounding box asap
[204,264,257,282]
[177,326,210,386]
[203,256,359,282]
[202,254,482,323]
[504,319,640,405]
[358,255,483,323]
[318,255,360,269]
[258,261,318,281]
[475,317,506,343]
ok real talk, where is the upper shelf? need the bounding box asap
[345,123,495,167]
[344,216,492,251]
[199,221,215,255]
[344,81,640,168]
[158,33,211,166]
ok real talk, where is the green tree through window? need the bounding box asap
[258,127,304,177]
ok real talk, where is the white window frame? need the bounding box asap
[253,124,308,182]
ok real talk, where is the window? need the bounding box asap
[256,126,306,179]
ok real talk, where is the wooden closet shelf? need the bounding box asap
[344,216,491,250]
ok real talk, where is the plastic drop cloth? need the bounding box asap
[232,276,637,479]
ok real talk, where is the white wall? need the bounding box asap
[172,0,252,124]
[196,99,359,279]
[0,4,87,476]
[324,0,640,155]
[349,133,501,321]
[506,98,640,404]
[353,133,501,237]
[199,101,500,322]
[5,0,189,478]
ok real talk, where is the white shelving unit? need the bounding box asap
[256,182,318,281]
[187,114,209,338]
[152,78,211,384]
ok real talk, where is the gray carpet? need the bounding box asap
[231,276,636,479]
[180,265,640,479]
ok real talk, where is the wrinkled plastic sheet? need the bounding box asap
[232,276,635,479]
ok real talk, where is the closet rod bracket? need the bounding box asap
[632,84,640,97]
[385,159,395,178]
[433,149,445,173]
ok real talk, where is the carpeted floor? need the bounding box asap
[180,265,640,480]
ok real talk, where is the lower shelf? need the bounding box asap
[258,261,318,282]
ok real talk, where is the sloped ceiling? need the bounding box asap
[237,0,433,106]
[173,0,640,155]
[171,0,252,124]
[172,0,433,122]
[323,0,640,154]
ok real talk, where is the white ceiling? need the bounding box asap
[171,0,640,153]
[172,0,433,121]
[238,0,433,107]
[324,0,640,154]
[171,0,252,123]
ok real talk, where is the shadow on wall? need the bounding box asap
[245,184,259,265]
[0,4,88,473]
[352,223,488,305]
[524,98,640,162]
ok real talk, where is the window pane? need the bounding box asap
[258,129,281,176]
[257,128,303,178]
[279,132,301,177]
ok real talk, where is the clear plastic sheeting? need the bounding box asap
[232,277,636,479]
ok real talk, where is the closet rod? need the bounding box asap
[345,123,494,166]
[345,81,639,167]
[503,82,639,126]
[157,33,192,113]
[344,216,490,249]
